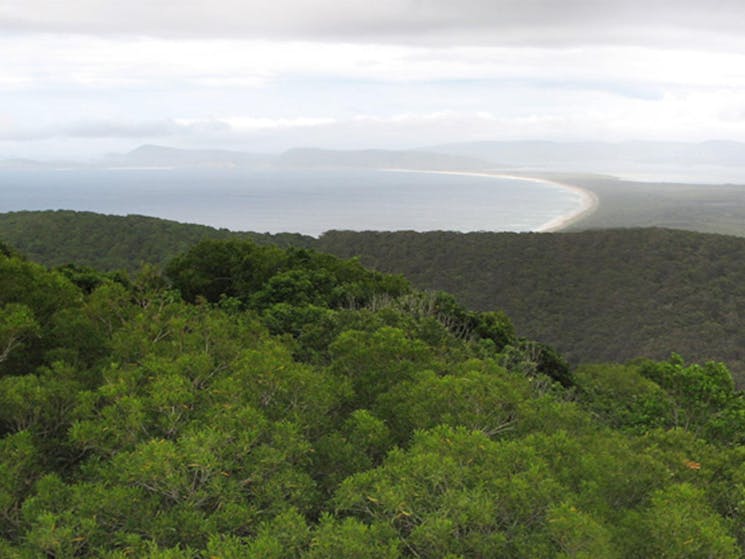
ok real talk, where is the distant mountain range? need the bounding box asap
[103,144,276,169]
[4,141,745,180]
[277,147,487,170]
[0,145,489,171]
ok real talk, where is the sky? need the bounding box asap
[3,0,745,160]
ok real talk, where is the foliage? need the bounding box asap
[5,212,745,384]
[6,211,745,384]
[166,240,409,310]
[1,237,745,557]
[0,210,314,273]
[316,227,745,384]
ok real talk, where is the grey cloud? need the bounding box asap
[0,119,233,141]
[2,0,745,47]
[0,127,50,142]
[62,119,232,138]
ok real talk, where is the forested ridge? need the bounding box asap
[0,211,314,273]
[3,238,745,557]
[4,210,745,382]
[317,228,745,382]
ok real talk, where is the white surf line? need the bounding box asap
[379,168,599,232]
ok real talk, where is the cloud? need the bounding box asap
[2,2,745,160]
[218,117,337,130]
[0,116,342,142]
[62,119,233,138]
[2,0,745,48]
[5,35,745,98]
[0,118,228,141]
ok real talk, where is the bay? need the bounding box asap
[0,167,583,236]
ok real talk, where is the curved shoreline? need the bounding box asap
[380,168,599,232]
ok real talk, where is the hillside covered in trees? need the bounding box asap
[3,211,745,382]
[0,211,314,273]
[3,238,745,557]
[318,228,745,382]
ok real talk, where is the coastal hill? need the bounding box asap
[2,210,745,382]
[0,141,745,184]
[12,139,745,177]
[103,144,277,169]
[5,140,745,173]
[278,147,487,171]
[0,210,314,271]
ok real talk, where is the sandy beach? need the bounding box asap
[381,168,599,232]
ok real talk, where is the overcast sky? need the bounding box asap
[3,0,745,160]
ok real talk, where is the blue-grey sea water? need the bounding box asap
[0,168,583,236]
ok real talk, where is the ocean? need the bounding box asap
[0,168,584,236]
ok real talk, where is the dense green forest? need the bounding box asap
[3,237,745,557]
[0,211,314,273]
[4,211,745,382]
[317,228,745,382]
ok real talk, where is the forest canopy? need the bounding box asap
[2,238,745,557]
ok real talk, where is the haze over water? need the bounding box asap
[0,168,583,236]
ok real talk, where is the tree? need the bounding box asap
[328,326,432,409]
[640,355,736,436]
[625,483,739,558]
[0,304,39,366]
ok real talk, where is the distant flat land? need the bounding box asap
[538,173,745,237]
